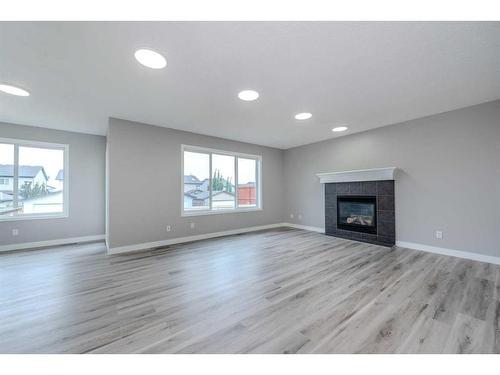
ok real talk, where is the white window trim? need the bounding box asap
[181,144,262,217]
[0,137,69,222]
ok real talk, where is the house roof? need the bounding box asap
[0,191,13,202]
[212,191,235,199]
[184,175,202,184]
[238,182,256,188]
[56,169,64,181]
[0,165,48,180]
[184,189,209,200]
[184,189,235,201]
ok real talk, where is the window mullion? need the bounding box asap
[256,159,260,208]
[234,157,239,209]
[208,153,213,211]
[13,144,19,209]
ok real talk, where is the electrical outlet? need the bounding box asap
[290,214,294,219]
[435,230,443,239]
[166,225,171,232]
[12,229,19,236]
[190,222,195,229]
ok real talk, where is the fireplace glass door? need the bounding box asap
[337,196,377,234]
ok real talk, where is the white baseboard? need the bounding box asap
[0,222,322,255]
[107,223,289,255]
[396,241,500,266]
[283,223,325,233]
[5,225,498,268]
[0,235,105,253]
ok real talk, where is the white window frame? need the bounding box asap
[181,144,262,217]
[0,137,69,222]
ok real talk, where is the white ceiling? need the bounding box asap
[1,22,499,149]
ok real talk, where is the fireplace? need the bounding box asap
[337,196,377,234]
[324,180,395,247]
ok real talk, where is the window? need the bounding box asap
[0,138,68,221]
[182,145,261,215]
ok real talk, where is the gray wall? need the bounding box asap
[4,101,499,257]
[0,122,106,246]
[107,118,285,249]
[284,100,500,257]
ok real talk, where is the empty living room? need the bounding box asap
[1,1,500,372]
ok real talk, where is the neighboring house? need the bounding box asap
[184,174,236,209]
[211,191,235,209]
[184,175,203,192]
[199,178,209,192]
[0,164,49,199]
[0,191,13,202]
[237,182,256,206]
[184,189,210,208]
[184,188,235,209]
[53,169,64,191]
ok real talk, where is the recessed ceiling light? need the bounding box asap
[238,90,259,101]
[0,84,30,97]
[332,126,349,132]
[295,112,312,120]
[134,49,167,69]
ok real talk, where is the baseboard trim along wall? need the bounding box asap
[396,240,500,266]
[108,224,500,266]
[107,223,289,254]
[281,225,500,266]
[0,234,106,253]
[3,225,498,267]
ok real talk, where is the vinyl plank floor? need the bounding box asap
[1,228,499,354]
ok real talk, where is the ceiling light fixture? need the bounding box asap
[295,112,312,120]
[0,84,30,97]
[238,90,259,101]
[332,126,349,132]
[134,49,167,69]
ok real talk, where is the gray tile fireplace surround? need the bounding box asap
[325,180,395,247]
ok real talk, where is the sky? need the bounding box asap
[184,151,256,185]
[0,143,64,184]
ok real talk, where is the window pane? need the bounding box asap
[16,146,64,215]
[183,151,210,211]
[237,158,257,208]
[211,154,235,210]
[0,143,15,216]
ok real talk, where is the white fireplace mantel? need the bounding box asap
[316,167,398,184]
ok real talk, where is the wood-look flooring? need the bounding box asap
[1,228,499,354]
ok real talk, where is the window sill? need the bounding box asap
[0,213,68,222]
[181,207,262,217]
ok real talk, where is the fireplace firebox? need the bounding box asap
[337,196,377,234]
